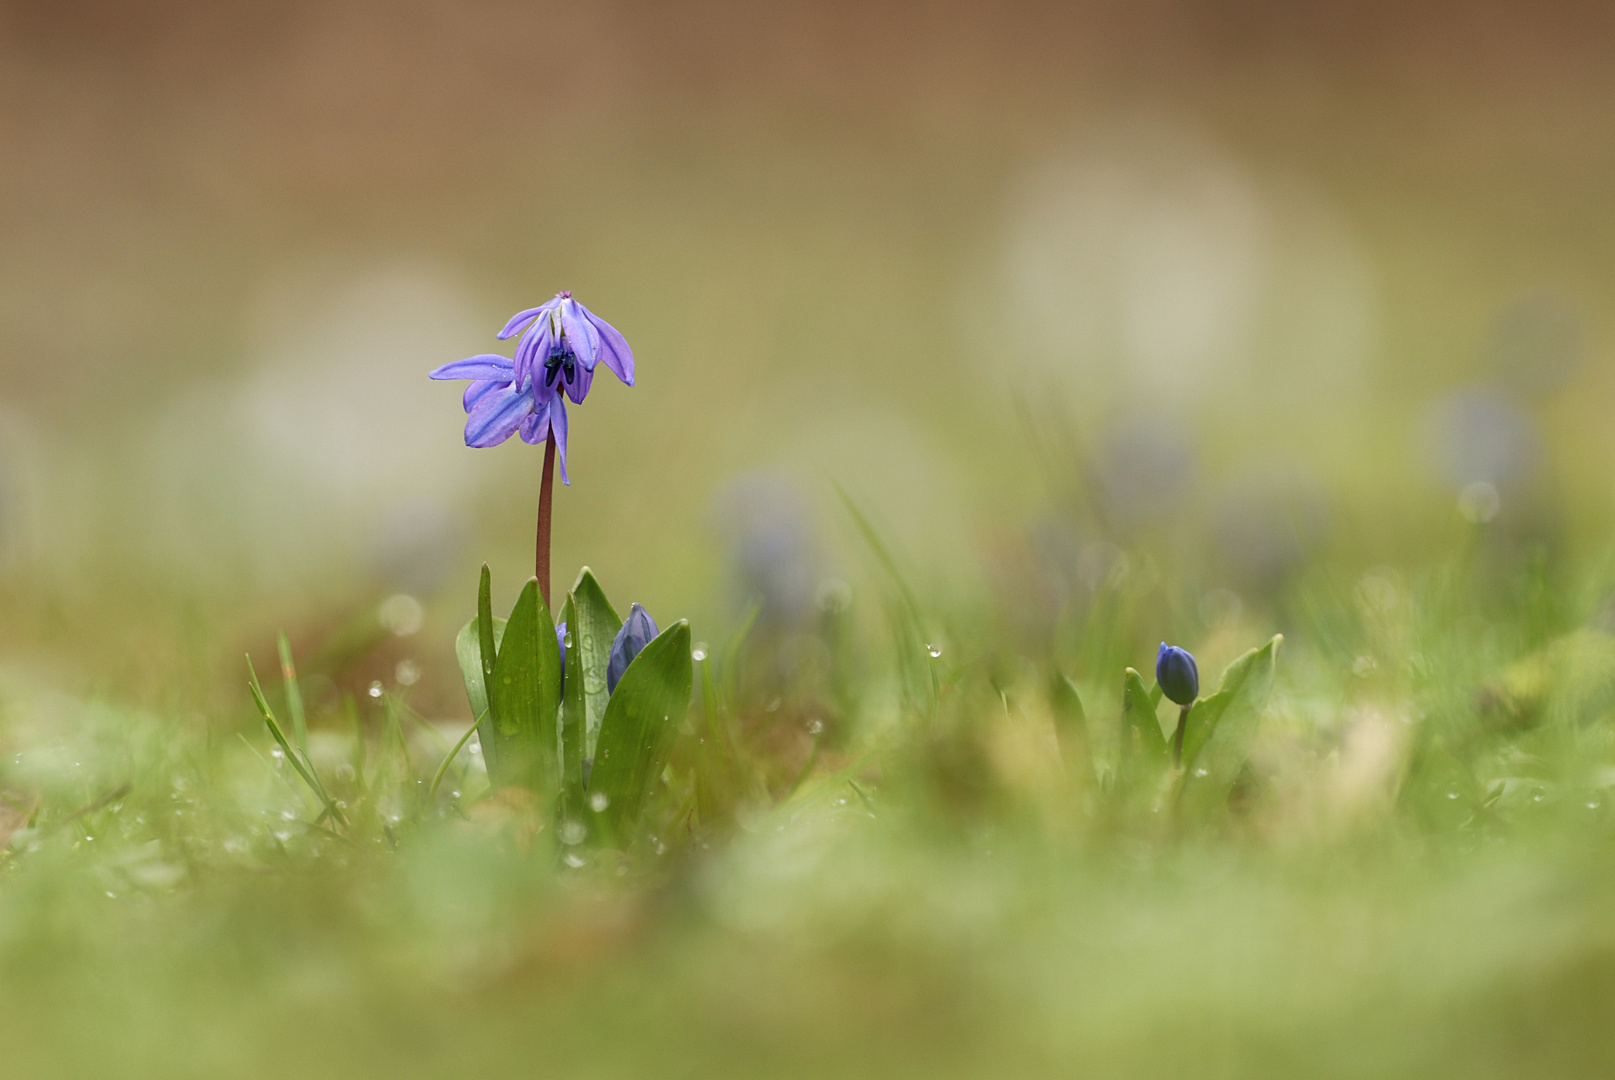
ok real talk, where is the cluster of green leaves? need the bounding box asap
[454,566,692,851]
[1051,636,1283,821]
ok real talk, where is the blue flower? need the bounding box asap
[499,291,634,402]
[428,292,635,482]
[607,603,659,694]
[427,352,572,480]
[1156,643,1199,706]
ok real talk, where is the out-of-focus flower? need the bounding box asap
[715,474,819,628]
[1094,416,1195,529]
[1427,386,1538,493]
[1156,643,1199,706]
[607,603,659,694]
[427,353,572,481]
[500,291,634,402]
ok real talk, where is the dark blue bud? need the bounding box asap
[607,603,659,694]
[555,622,568,696]
[1156,642,1199,706]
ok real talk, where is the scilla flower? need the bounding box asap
[428,292,635,482]
[607,603,659,694]
[501,291,634,401]
[1156,643,1199,706]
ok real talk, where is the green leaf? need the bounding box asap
[568,567,621,764]
[276,632,308,754]
[455,615,505,779]
[588,620,693,843]
[485,579,563,792]
[1178,635,1282,809]
[1178,635,1281,773]
[1122,667,1168,759]
[1050,672,1096,787]
[558,595,584,799]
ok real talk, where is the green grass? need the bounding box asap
[4,528,1615,1079]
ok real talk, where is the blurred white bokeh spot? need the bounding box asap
[137,261,487,590]
[995,120,1377,414]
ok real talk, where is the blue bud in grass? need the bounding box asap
[556,622,568,696]
[607,604,659,694]
[1156,643,1199,706]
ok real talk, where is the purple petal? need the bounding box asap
[559,299,600,372]
[430,354,514,381]
[518,405,549,445]
[550,395,569,484]
[495,298,559,341]
[463,379,507,411]
[513,318,552,394]
[564,358,594,405]
[463,385,533,448]
[576,302,635,386]
[517,397,570,484]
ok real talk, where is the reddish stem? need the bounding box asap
[536,431,555,609]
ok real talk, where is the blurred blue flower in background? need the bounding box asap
[1094,416,1196,530]
[607,603,659,694]
[1425,385,1540,523]
[716,474,820,629]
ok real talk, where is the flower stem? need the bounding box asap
[1172,704,1190,767]
[536,431,556,609]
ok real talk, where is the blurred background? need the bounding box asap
[3,0,1614,710]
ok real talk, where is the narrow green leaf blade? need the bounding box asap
[455,614,506,781]
[569,567,621,763]
[589,620,693,842]
[1123,667,1168,759]
[558,595,584,796]
[277,632,308,753]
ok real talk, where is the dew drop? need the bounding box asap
[395,659,421,686]
[806,719,824,736]
[692,643,709,662]
[589,792,610,813]
[367,681,384,699]
[558,819,587,845]
[562,853,586,868]
[1446,789,1461,800]
[926,644,943,658]
[1193,767,1209,778]
[270,747,284,759]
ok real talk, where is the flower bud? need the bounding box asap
[1156,643,1199,706]
[607,604,660,694]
